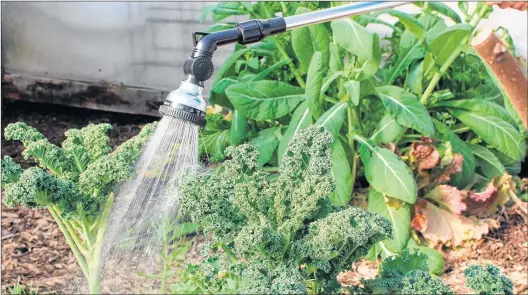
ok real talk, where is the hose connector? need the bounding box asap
[183,17,286,85]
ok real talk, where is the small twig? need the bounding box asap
[2,233,19,240]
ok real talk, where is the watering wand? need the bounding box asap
[159,1,408,127]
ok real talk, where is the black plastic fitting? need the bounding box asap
[183,17,286,85]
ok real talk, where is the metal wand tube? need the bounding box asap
[283,1,409,30]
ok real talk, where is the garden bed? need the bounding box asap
[1,100,526,294]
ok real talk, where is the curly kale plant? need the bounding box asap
[351,249,453,295]
[464,264,514,295]
[1,122,156,294]
[341,249,513,295]
[178,126,392,294]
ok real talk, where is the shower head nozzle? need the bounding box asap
[159,80,207,127]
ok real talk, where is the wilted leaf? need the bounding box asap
[411,198,489,247]
[409,137,440,172]
[424,185,467,215]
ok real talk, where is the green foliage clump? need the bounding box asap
[464,264,514,295]
[355,249,453,295]
[179,126,392,293]
[1,121,157,294]
[1,156,23,188]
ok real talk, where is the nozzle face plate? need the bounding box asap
[159,104,206,127]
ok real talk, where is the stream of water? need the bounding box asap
[97,116,199,293]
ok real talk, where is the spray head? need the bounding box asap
[159,79,207,127]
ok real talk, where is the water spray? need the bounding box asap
[98,2,407,293]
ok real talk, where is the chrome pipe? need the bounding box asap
[283,1,409,30]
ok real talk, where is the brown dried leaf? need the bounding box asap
[437,154,463,183]
[425,185,467,215]
[412,199,490,247]
[410,137,440,171]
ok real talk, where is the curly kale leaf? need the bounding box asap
[240,262,306,295]
[78,122,156,196]
[464,264,513,295]
[4,167,91,216]
[295,207,392,274]
[362,249,452,294]
[1,156,23,188]
[4,122,45,145]
[5,123,77,179]
[63,123,113,173]
[400,270,454,295]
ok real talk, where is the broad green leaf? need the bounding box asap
[433,99,516,126]
[226,81,304,121]
[400,14,446,50]
[250,59,291,82]
[292,7,330,73]
[210,48,250,108]
[447,109,525,161]
[355,33,382,81]
[368,189,411,252]
[357,136,417,204]
[504,97,527,140]
[492,150,521,175]
[320,71,345,96]
[329,43,343,74]
[229,109,246,146]
[469,144,505,179]
[376,9,425,40]
[376,86,435,137]
[331,18,373,61]
[406,239,445,275]
[371,114,403,144]
[235,57,259,72]
[239,1,253,12]
[315,101,348,136]
[306,52,324,119]
[212,77,239,94]
[365,244,381,261]
[251,127,280,165]
[414,2,462,23]
[344,80,360,106]
[330,140,352,206]
[278,101,312,164]
[427,24,472,66]
[406,60,424,95]
[433,120,475,188]
[385,42,424,85]
[360,79,377,98]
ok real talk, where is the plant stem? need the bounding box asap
[452,126,471,133]
[257,2,306,88]
[272,38,306,88]
[48,207,89,278]
[420,4,489,105]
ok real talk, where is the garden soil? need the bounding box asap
[2,100,527,294]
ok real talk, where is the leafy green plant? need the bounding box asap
[4,278,41,295]
[176,126,392,294]
[340,249,513,295]
[199,1,527,260]
[464,264,514,295]
[1,122,156,294]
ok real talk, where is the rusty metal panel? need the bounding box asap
[2,73,166,116]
